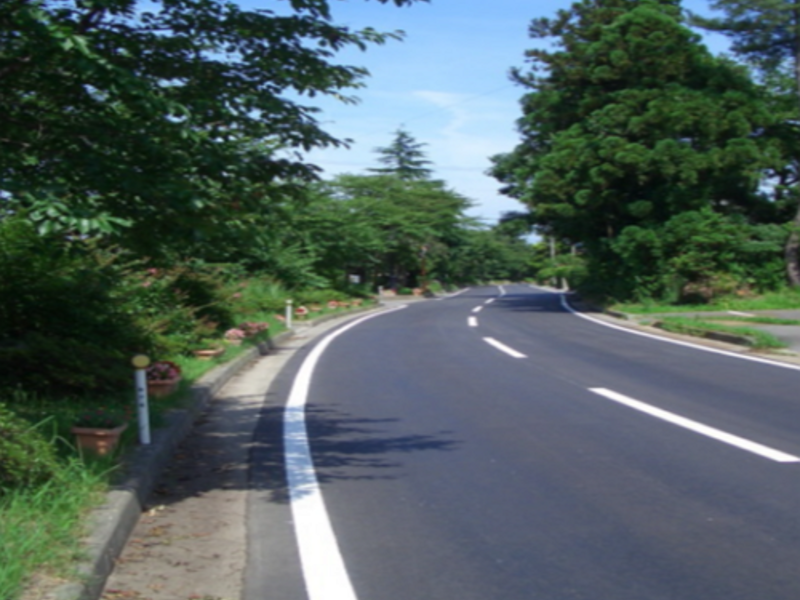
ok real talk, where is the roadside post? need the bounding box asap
[132,354,151,445]
[286,299,293,329]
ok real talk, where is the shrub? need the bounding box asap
[0,219,154,396]
[0,402,60,493]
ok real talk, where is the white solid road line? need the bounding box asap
[284,305,408,600]
[559,294,800,373]
[728,310,756,317]
[483,337,527,359]
[590,388,800,463]
[468,316,478,327]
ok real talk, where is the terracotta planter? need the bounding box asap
[192,347,224,360]
[147,376,181,398]
[71,423,128,456]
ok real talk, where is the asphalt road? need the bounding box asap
[246,285,800,600]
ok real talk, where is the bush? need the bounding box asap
[0,219,154,396]
[0,402,60,493]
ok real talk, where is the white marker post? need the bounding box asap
[286,299,293,330]
[132,354,151,445]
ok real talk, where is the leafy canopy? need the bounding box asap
[0,0,425,252]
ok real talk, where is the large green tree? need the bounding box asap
[691,1,800,285]
[0,0,423,253]
[492,0,777,299]
[312,174,471,288]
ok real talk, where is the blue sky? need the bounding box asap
[279,0,730,226]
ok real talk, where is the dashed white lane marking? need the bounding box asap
[559,294,800,373]
[498,285,507,297]
[485,298,495,305]
[284,305,408,600]
[590,388,800,463]
[483,337,527,359]
[468,316,478,327]
[728,310,756,317]
[472,306,483,314]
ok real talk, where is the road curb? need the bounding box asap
[651,321,754,347]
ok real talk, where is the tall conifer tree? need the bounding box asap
[492,0,774,298]
[370,128,434,180]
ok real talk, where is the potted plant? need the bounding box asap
[71,406,130,456]
[192,347,225,359]
[146,360,183,397]
[224,327,246,345]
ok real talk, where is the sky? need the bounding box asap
[276,0,731,227]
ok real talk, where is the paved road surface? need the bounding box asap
[244,285,800,600]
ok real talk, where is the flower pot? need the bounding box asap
[192,347,225,360]
[71,424,128,456]
[147,376,181,398]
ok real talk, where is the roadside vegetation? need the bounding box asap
[651,317,788,350]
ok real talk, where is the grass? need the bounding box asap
[702,315,800,326]
[656,316,787,350]
[0,457,110,600]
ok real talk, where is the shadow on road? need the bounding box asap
[141,394,459,511]
[250,403,460,504]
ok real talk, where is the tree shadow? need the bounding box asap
[250,403,460,504]
[136,392,459,510]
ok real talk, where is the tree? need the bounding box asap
[491,0,776,299]
[369,128,434,180]
[295,174,472,289]
[0,0,424,253]
[690,1,800,285]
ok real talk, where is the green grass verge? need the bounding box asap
[702,315,800,326]
[656,316,787,350]
[613,287,800,315]
[0,458,109,600]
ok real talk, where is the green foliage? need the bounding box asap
[0,218,154,395]
[691,0,800,286]
[301,173,476,289]
[369,128,434,180]
[608,209,785,302]
[0,403,60,493]
[657,316,786,349]
[0,0,425,254]
[493,0,782,301]
[0,441,107,600]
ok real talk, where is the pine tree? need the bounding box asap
[491,0,775,298]
[369,128,434,180]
